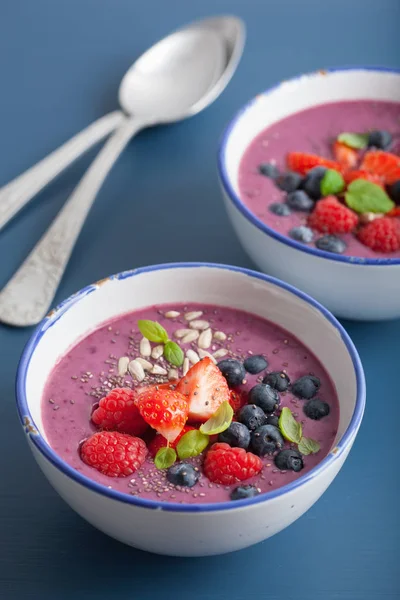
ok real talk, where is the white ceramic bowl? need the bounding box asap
[218,67,400,320]
[16,263,365,556]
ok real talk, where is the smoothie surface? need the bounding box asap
[42,303,340,504]
[238,100,400,259]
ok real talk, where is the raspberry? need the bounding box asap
[203,442,263,485]
[147,425,196,458]
[80,431,147,477]
[357,217,400,253]
[308,196,358,234]
[91,387,147,437]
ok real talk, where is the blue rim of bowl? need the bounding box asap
[16,262,366,512]
[218,66,400,266]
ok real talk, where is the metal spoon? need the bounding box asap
[0,16,245,327]
[0,16,244,233]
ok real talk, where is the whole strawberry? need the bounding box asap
[92,387,147,437]
[80,431,147,477]
[357,217,400,253]
[136,387,189,443]
[308,196,358,234]
[204,442,263,485]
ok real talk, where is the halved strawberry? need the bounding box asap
[287,151,343,175]
[148,425,196,457]
[344,169,385,188]
[332,141,358,169]
[361,151,400,185]
[136,387,189,443]
[177,357,230,423]
[387,207,400,218]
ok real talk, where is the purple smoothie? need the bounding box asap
[238,100,400,258]
[42,303,339,504]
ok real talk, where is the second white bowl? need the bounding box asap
[218,67,400,320]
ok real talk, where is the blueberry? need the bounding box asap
[251,424,285,456]
[301,166,327,200]
[289,226,314,243]
[243,354,268,374]
[248,383,280,414]
[217,359,246,387]
[166,463,200,488]
[238,404,267,430]
[269,202,292,216]
[258,162,279,178]
[291,375,320,399]
[230,485,260,500]
[286,190,314,212]
[316,234,346,254]
[368,130,392,150]
[266,414,280,427]
[274,449,304,472]
[388,180,400,204]
[304,398,330,420]
[218,422,251,449]
[263,371,290,392]
[276,171,303,192]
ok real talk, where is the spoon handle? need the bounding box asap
[0,110,124,232]
[0,116,146,327]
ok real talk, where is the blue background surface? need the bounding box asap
[0,1,399,598]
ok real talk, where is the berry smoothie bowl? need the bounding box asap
[218,67,400,320]
[16,263,365,556]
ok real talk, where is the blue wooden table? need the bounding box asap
[1,1,399,598]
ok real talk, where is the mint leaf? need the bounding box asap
[154,446,176,469]
[298,437,321,455]
[176,429,209,459]
[320,169,345,196]
[278,407,302,444]
[199,401,234,435]
[345,179,394,214]
[137,320,168,343]
[337,132,368,149]
[164,341,184,367]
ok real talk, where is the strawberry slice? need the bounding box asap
[361,151,400,184]
[287,151,344,175]
[387,207,400,218]
[136,387,189,443]
[229,389,248,414]
[177,357,230,423]
[332,141,358,169]
[344,169,385,188]
[148,425,196,457]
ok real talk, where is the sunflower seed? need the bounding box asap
[135,358,153,371]
[165,310,180,318]
[140,337,151,357]
[189,320,210,331]
[151,345,164,359]
[168,369,179,380]
[198,349,217,364]
[118,356,129,377]
[151,364,167,376]
[128,359,145,382]
[182,358,190,376]
[213,348,229,359]
[175,328,193,338]
[213,331,227,341]
[181,330,200,344]
[198,328,212,349]
[184,311,203,321]
[186,349,200,365]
